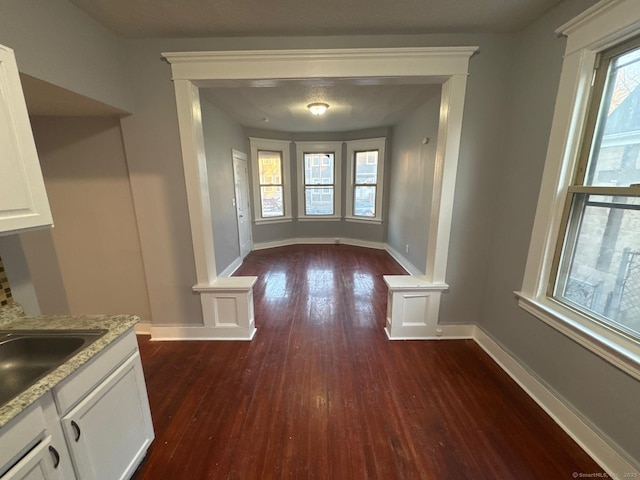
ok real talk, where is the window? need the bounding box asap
[346,138,386,223]
[519,1,640,377]
[552,38,640,340]
[249,138,292,223]
[295,142,342,220]
[258,150,284,217]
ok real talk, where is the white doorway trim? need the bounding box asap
[232,149,252,259]
[163,47,477,340]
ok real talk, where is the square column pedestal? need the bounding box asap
[193,276,258,340]
[383,275,449,340]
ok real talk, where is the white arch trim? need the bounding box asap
[162,47,477,340]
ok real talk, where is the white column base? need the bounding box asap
[383,275,449,340]
[187,276,258,341]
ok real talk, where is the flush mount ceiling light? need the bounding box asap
[307,102,329,115]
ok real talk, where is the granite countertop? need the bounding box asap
[0,304,139,429]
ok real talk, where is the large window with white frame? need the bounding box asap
[249,138,292,223]
[519,0,640,378]
[345,138,386,223]
[551,37,640,340]
[295,141,342,220]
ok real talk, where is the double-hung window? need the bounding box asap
[345,138,386,223]
[519,1,640,377]
[295,142,342,220]
[552,37,640,340]
[249,138,292,223]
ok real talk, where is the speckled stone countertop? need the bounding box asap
[0,304,139,429]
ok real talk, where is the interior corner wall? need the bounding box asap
[0,0,132,113]
[119,41,203,327]
[20,116,151,322]
[388,93,440,273]
[479,0,640,466]
[200,98,246,273]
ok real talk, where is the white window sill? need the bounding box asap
[515,292,640,381]
[344,216,383,225]
[254,216,293,225]
[297,216,342,222]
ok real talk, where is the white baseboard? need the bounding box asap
[385,245,422,275]
[473,325,637,476]
[254,237,385,250]
[134,322,151,335]
[218,256,243,277]
[150,325,256,341]
[385,323,475,340]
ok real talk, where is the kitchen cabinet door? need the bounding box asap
[61,353,153,480]
[0,44,52,235]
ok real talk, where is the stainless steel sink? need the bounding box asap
[0,330,107,407]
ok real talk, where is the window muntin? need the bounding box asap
[303,152,335,216]
[353,150,379,217]
[553,38,640,340]
[258,150,285,217]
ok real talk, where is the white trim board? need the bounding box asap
[473,325,638,476]
[253,237,386,251]
[150,325,257,341]
[218,256,243,277]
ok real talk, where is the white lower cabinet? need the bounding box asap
[0,329,154,480]
[60,353,153,480]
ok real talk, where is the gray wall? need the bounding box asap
[0,0,132,112]
[388,92,441,273]
[200,99,247,274]
[479,0,640,465]
[20,117,151,322]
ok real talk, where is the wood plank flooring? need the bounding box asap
[132,245,603,479]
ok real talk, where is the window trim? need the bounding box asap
[249,137,292,224]
[345,138,386,225]
[518,0,640,380]
[295,141,343,221]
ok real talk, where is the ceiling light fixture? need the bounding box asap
[307,102,329,116]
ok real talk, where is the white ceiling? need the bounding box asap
[67,0,563,37]
[200,81,442,133]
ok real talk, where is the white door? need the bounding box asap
[232,150,252,258]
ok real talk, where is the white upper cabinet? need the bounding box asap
[0,44,52,235]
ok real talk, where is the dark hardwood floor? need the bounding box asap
[132,245,602,479]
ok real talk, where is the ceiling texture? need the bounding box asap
[31,0,564,130]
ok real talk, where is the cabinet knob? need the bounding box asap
[71,420,81,441]
[48,446,60,469]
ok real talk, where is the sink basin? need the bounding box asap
[0,329,107,407]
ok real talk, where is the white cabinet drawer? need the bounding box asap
[53,329,137,415]
[0,401,46,477]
